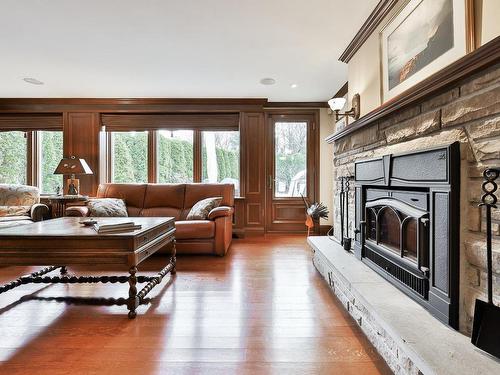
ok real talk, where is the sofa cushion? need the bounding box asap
[0,215,33,222]
[143,184,185,209]
[87,198,128,217]
[175,220,215,239]
[186,197,222,220]
[0,184,39,206]
[140,207,182,220]
[0,216,32,230]
[0,205,31,217]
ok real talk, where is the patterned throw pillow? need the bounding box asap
[87,198,128,217]
[0,205,31,217]
[186,197,222,220]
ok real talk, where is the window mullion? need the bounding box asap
[193,130,202,182]
[107,132,113,183]
[27,131,40,187]
[148,131,157,183]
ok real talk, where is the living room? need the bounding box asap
[0,1,499,374]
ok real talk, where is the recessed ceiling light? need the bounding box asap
[260,78,276,86]
[23,77,44,85]
[290,83,298,88]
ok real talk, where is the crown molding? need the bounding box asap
[327,36,500,143]
[338,0,399,63]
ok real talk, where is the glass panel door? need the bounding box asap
[266,114,317,233]
[274,122,307,198]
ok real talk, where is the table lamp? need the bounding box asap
[54,156,93,195]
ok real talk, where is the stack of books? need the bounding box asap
[93,221,142,233]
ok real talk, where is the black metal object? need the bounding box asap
[353,142,460,329]
[0,256,176,319]
[471,168,500,359]
[338,176,353,250]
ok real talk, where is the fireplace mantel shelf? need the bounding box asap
[325,36,500,144]
[308,236,500,375]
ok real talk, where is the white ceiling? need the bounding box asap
[0,0,378,101]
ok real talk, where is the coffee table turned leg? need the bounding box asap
[127,266,139,319]
[171,239,177,275]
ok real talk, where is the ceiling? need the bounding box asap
[0,0,378,101]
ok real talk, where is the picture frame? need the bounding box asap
[380,0,474,102]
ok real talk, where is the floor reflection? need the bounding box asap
[0,236,391,374]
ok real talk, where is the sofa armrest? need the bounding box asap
[208,206,234,220]
[30,204,49,222]
[65,206,90,217]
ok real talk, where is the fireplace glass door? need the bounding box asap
[365,197,428,272]
[379,207,401,252]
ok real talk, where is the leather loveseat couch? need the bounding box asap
[66,183,234,256]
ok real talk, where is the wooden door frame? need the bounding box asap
[264,110,320,233]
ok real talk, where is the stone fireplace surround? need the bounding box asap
[311,61,500,374]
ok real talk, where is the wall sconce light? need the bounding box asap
[328,93,361,124]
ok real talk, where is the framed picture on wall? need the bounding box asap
[380,0,474,102]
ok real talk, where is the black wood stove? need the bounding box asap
[353,143,460,328]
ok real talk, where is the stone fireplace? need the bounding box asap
[328,62,500,336]
[353,144,460,328]
[310,61,499,374]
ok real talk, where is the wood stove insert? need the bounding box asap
[353,143,460,328]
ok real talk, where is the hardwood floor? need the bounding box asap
[0,235,391,375]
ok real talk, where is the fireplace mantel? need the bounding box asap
[325,36,500,144]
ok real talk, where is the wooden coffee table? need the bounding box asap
[0,217,176,318]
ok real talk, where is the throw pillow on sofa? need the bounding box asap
[87,198,128,217]
[186,197,222,220]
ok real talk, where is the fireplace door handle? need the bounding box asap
[420,218,429,226]
[354,221,366,234]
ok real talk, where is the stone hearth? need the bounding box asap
[309,237,500,375]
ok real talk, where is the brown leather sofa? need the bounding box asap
[66,183,234,256]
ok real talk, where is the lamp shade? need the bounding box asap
[54,157,93,175]
[328,97,347,111]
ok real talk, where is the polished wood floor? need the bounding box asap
[0,235,391,375]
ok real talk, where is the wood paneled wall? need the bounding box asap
[63,112,100,196]
[240,112,266,234]
[0,98,322,235]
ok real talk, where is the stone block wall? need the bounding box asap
[330,63,500,334]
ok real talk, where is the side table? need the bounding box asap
[47,195,89,218]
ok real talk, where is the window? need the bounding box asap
[202,131,240,196]
[0,130,64,193]
[111,131,148,183]
[274,122,307,197]
[158,130,194,183]
[106,128,240,195]
[39,131,63,193]
[0,131,27,185]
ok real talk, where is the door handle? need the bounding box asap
[268,175,273,190]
